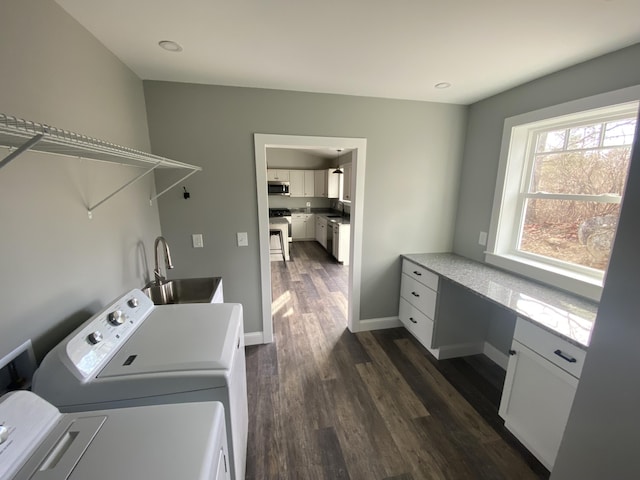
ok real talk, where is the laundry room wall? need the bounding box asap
[0,0,161,362]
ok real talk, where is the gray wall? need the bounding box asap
[144,82,467,334]
[0,1,161,361]
[551,124,640,478]
[266,148,333,169]
[452,43,640,352]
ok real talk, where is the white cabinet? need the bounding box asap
[267,169,289,181]
[499,318,585,471]
[399,259,439,357]
[289,170,315,197]
[332,222,350,265]
[314,170,327,197]
[341,163,352,201]
[292,213,315,240]
[316,216,328,248]
[314,169,340,198]
[289,170,304,197]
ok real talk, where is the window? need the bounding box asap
[487,87,640,301]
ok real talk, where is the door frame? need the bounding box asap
[254,133,367,343]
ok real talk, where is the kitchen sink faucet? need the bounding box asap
[153,236,174,284]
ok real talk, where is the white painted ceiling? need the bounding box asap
[56,0,640,105]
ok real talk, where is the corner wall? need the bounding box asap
[0,0,160,360]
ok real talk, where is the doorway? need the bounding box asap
[254,134,367,343]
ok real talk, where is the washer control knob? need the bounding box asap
[108,310,125,325]
[128,297,139,308]
[87,331,103,344]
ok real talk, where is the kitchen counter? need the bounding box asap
[402,253,598,348]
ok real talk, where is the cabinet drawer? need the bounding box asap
[514,318,586,378]
[402,260,438,291]
[400,274,437,318]
[399,298,435,349]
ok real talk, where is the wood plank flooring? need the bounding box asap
[245,241,549,480]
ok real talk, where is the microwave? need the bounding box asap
[268,181,290,196]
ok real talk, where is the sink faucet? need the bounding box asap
[154,236,174,284]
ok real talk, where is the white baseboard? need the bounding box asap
[483,341,509,370]
[244,331,265,346]
[355,316,402,332]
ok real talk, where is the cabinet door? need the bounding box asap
[342,163,352,201]
[327,169,340,198]
[289,170,304,197]
[332,224,339,258]
[267,169,289,181]
[304,170,315,197]
[314,170,327,197]
[499,340,578,470]
[305,214,316,238]
[291,215,305,239]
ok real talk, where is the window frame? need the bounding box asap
[486,85,640,302]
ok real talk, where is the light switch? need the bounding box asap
[192,234,204,248]
[237,232,248,247]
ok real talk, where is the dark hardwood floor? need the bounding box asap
[245,241,549,480]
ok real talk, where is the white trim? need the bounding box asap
[355,316,402,332]
[253,134,367,344]
[483,341,509,371]
[487,85,640,301]
[244,331,264,347]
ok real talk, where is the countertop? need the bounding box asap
[268,217,289,225]
[290,209,351,225]
[402,253,598,348]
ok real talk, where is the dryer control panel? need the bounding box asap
[63,289,154,381]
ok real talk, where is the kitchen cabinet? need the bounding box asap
[341,163,352,201]
[316,216,328,248]
[499,318,584,471]
[289,170,315,197]
[292,213,315,240]
[332,222,350,265]
[267,169,290,181]
[314,169,340,198]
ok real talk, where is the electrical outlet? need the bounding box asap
[237,232,248,247]
[306,202,311,207]
[192,234,204,248]
[478,231,488,246]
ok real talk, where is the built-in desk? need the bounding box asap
[399,252,600,470]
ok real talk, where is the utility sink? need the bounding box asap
[142,277,223,305]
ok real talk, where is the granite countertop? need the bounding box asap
[402,253,598,348]
[268,217,289,225]
[290,209,350,225]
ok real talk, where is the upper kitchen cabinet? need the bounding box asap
[267,169,290,181]
[314,169,340,198]
[289,170,315,197]
[341,163,352,201]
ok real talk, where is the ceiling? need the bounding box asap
[56,0,640,105]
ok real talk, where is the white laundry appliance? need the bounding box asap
[32,289,248,480]
[0,390,229,480]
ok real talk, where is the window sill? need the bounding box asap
[484,252,602,302]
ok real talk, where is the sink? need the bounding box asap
[142,277,223,305]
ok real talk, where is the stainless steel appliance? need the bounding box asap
[269,208,292,243]
[267,181,290,196]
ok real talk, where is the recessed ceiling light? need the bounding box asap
[158,40,183,52]
[434,82,452,89]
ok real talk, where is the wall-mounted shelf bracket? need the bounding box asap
[0,113,202,219]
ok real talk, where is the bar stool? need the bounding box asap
[269,229,286,262]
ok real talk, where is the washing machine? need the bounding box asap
[0,390,229,480]
[32,289,248,480]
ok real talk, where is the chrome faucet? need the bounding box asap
[153,236,174,284]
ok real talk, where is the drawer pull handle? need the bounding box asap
[413,270,422,276]
[554,349,577,363]
[411,291,420,297]
[409,317,417,324]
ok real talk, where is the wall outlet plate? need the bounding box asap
[192,234,204,248]
[478,231,488,246]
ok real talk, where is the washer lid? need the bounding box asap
[98,303,242,378]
